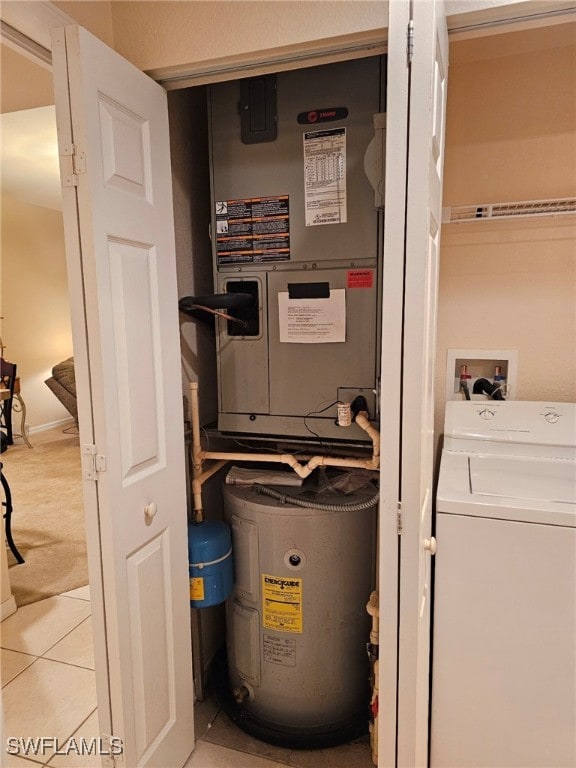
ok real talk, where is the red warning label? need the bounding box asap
[347,269,374,288]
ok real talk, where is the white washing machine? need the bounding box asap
[430,400,576,768]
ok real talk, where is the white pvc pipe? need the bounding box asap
[366,590,379,646]
[188,382,381,514]
[189,381,207,521]
[355,412,381,459]
[189,381,203,473]
[191,459,228,519]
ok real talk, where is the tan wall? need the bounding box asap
[0,0,115,429]
[435,24,576,439]
[1,197,73,431]
[109,0,386,72]
[52,1,114,46]
[443,23,576,204]
[0,45,54,113]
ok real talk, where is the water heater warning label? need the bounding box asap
[262,574,303,633]
[263,634,296,666]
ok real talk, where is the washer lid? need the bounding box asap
[469,456,576,504]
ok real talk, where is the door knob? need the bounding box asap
[144,502,157,520]
[424,537,437,555]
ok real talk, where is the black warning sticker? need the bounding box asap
[216,196,290,265]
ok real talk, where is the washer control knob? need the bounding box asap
[544,411,560,423]
[479,409,495,420]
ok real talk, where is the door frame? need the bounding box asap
[2,0,572,72]
[2,3,573,767]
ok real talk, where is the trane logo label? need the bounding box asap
[264,577,300,589]
[297,107,348,125]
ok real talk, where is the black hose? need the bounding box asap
[179,293,254,312]
[473,378,505,400]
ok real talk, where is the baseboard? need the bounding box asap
[30,418,76,434]
[1,594,17,621]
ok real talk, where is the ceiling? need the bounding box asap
[1,104,61,211]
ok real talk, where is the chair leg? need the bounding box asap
[1,469,24,564]
[1,399,14,445]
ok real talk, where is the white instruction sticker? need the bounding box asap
[278,289,346,343]
[304,127,347,226]
[263,634,297,666]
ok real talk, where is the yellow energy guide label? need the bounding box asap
[262,574,303,633]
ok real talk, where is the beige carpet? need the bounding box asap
[2,428,88,606]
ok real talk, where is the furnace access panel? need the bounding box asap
[208,56,385,442]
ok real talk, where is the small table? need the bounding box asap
[0,382,32,449]
[12,378,32,449]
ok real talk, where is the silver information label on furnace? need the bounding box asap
[303,127,347,226]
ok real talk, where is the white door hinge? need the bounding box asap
[60,144,86,187]
[73,149,86,175]
[407,19,414,64]
[397,502,402,535]
[82,444,106,481]
[100,734,121,768]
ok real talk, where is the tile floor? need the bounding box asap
[1,586,97,768]
[3,589,357,768]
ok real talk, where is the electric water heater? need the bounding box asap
[223,482,377,746]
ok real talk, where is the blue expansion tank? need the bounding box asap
[188,520,233,608]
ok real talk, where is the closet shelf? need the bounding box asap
[442,197,576,223]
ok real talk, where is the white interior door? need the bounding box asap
[376,1,410,766]
[51,25,194,768]
[397,1,448,766]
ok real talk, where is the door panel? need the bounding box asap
[127,531,176,758]
[108,239,164,479]
[51,25,194,768]
[398,1,448,766]
[99,95,153,199]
